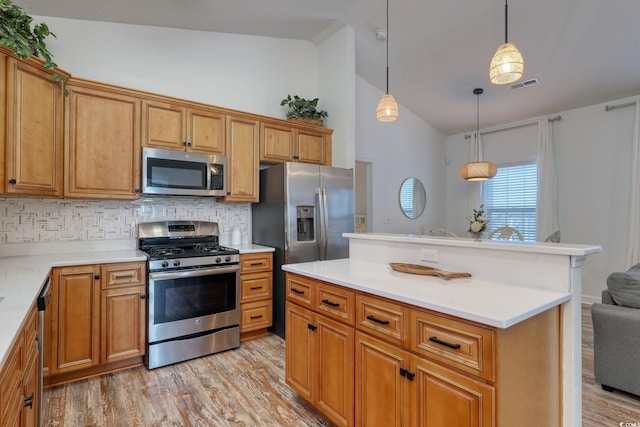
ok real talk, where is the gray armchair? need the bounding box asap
[591,269,640,397]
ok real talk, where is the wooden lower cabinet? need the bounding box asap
[46,261,146,386]
[50,264,101,375]
[0,303,39,427]
[285,302,354,427]
[285,272,560,427]
[239,252,273,340]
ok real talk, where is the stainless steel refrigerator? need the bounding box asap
[252,162,354,337]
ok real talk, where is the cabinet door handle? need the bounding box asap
[140,294,146,299]
[187,142,192,147]
[134,188,141,193]
[307,323,317,331]
[428,336,461,349]
[23,393,34,408]
[8,178,16,185]
[291,288,305,295]
[250,315,263,319]
[366,315,390,325]
[94,275,100,280]
[250,286,263,290]
[399,368,415,381]
[321,299,340,307]
[115,274,134,279]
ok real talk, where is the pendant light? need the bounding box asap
[376,0,398,122]
[459,88,497,181]
[489,0,524,85]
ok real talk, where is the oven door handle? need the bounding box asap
[149,265,240,281]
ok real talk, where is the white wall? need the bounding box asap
[356,77,447,234]
[446,95,640,301]
[38,16,320,120]
[318,26,356,169]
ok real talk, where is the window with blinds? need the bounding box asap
[484,162,538,241]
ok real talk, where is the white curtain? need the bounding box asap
[625,97,640,268]
[468,132,484,216]
[536,118,559,241]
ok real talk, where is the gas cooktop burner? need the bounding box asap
[149,246,186,257]
[194,243,219,253]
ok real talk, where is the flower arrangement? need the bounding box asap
[467,204,489,240]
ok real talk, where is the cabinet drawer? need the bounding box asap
[240,272,272,302]
[411,309,495,381]
[286,274,314,308]
[316,283,355,326]
[241,300,273,332]
[102,262,146,289]
[240,253,273,273]
[356,294,410,348]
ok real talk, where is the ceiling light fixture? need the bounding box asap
[489,0,524,85]
[376,0,398,122]
[459,88,497,181]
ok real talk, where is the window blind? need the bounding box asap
[484,162,538,241]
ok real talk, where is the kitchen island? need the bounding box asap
[282,232,601,427]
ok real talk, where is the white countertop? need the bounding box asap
[227,243,275,254]
[282,258,571,329]
[344,232,602,257]
[0,250,146,368]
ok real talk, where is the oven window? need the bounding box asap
[153,273,236,324]
[147,158,207,189]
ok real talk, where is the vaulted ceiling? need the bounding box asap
[14,0,640,135]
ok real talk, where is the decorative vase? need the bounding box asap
[470,231,483,242]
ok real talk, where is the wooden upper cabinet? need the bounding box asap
[65,81,141,199]
[221,115,259,202]
[142,99,226,155]
[260,121,295,163]
[5,57,65,196]
[259,120,332,166]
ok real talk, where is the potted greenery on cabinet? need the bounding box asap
[0,0,67,90]
[280,94,328,127]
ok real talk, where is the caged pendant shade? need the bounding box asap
[489,0,524,85]
[459,88,497,181]
[376,0,398,122]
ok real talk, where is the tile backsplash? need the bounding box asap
[0,196,249,244]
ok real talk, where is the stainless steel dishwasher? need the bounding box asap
[36,276,50,427]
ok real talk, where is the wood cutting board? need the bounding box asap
[389,263,471,280]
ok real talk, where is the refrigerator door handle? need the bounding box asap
[320,187,329,260]
[316,188,324,259]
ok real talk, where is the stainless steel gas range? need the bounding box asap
[138,220,240,369]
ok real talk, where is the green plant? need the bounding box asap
[280,95,328,120]
[0,0,67,92]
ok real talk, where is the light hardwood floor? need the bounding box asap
[43,305,640,426]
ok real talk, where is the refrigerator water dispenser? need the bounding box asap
[296,206,315,241]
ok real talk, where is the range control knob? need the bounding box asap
[215,257,222,263]
[225,256,231,263]
[162,261,169,268]
[173,260,181,267]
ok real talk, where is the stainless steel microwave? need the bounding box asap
[142,147,227,197]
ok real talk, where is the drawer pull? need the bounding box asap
[366,315,390,325]
[321,299,340,307]
[250,315,263,319]
[115,274,134,279]
[250,262,264,266]
[291,288,305,294]
[307,323,317,331]
[250,286,263,290]
[429,336,461,349]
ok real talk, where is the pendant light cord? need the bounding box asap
[504,0,508,43]
[385,0,390,95]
